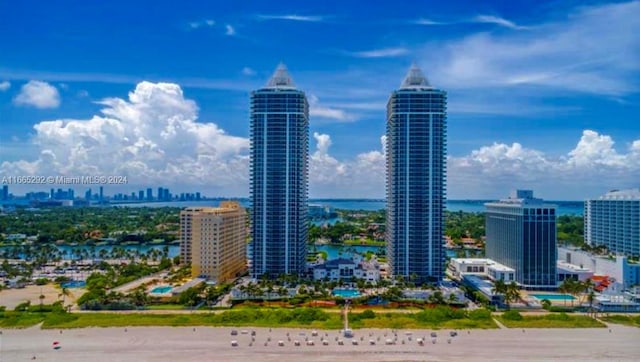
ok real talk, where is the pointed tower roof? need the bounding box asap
[400,63,432,89]
[265,62,296,89]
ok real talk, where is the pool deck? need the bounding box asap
[2,324,639,361]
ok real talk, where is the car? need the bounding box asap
[430,332,437,338]
[322,340,329,346]
[385,339,394,345]
[231,340,238,347]
[278,340,285,347]
[338,340,344,345]
[352,340,359,345]
[450,331,458,337]
[311,330,318,336]
[369,339,376,345]
[230,330,238,336]
[306,340,315,346]
[294,340,301,346]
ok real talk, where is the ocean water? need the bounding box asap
[117,199,584,216]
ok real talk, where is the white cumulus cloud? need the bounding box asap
[2,81,249,195]
[13,80,61,108]
[242,67,256,76]
[308,94,356,122]
[0,81,10,91]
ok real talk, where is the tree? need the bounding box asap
[39,292,46,310]
[492,279,507,296]
[59,287,70,305]
[447,293,458,304]
[505,282,520,308]
[428,291,446,305]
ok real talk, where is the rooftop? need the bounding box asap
[265,62,296,89]
[557,260,592,272]
[598,188,640,200]
[400,63,432,89]
[486,189,557,208]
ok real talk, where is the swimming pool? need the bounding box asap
[150,286,172,294]
[530,293,576,301]
[61,280,86,288]
[332,288,361,298]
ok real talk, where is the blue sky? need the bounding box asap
[0,0,639,200]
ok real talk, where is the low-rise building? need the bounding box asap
[448,258,516,283]
[558,246,640,289]
[312,257,380,282]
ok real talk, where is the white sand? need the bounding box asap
[2,324,639,361]
[0,285,84,310]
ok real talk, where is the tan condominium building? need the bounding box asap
[180,201,247,282]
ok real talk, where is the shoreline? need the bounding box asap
[2,324,638,361]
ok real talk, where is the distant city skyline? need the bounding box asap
[0,1,639,199]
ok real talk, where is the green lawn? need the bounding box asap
[0,312,45,328]
[497,314,606,328]
[146,304,187,310]
[601,315,640,328]
[2,307,498,330]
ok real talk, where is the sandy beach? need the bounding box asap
[2,324,639,361]
[0,285,84,310]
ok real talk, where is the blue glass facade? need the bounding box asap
[250,65,309,278]
[386,65,447,284]
[485,191,557,290]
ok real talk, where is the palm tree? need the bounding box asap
[559,278,576,306]
[505,282,520,308]
[59,287,70,305]
[587,290,596,318]
[491,279,507,308]
[492,279,507,296]
[39,291,46,311]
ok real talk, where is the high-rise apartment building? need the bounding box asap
[485,190,557,290]
[386,64,447,284]
[250,63,309,278]
[180,201,247,282]
[585,189,640,257]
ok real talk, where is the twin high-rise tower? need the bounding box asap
[386,65,447,284]
[250,63,447,283]
[250,64,309,278]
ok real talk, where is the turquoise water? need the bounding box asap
[113,199,584,215]
[313,245,383,260]
[61,280,86,288]
[332,289,361,298]
[150,286,172,294]
[530,293,576,301]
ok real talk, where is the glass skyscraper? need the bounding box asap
[485,190,557,290]
[386,64,447,284]
[250,63,309,278]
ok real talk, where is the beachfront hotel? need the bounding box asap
[250,63,309,278]
[179,202,247,282]
[485,190,557,290]
[585,188,640,257]
[386,64,447,284]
